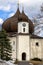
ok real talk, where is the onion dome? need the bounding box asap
[21,10,28,22]
[2,6,34,34]
[28,19,34,33]
[2,7,21,32]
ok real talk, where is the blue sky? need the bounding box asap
[0,0,43,25]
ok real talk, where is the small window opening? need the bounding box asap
[23,28,25,32]
[36,42,39,46]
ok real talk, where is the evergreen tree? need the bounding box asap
[0,29,12,61]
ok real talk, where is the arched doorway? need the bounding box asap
[22,52,26,60]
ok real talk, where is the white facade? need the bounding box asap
[8,20,43,62]
[30,38,43,59]
[17,35,30,61]
[16,21,30,61]
[9,35,43,61]
[18,22,29,33]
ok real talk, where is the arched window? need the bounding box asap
[23,28,25,32]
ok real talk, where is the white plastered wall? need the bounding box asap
[17,35,30,61]
[30,38,43,59]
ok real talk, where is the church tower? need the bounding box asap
[16,5,30,61]
[2,0,34,62]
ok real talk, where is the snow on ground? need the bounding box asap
[0,59,15,65]
[6,61,15,65]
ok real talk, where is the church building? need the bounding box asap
[2,4,43,62]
